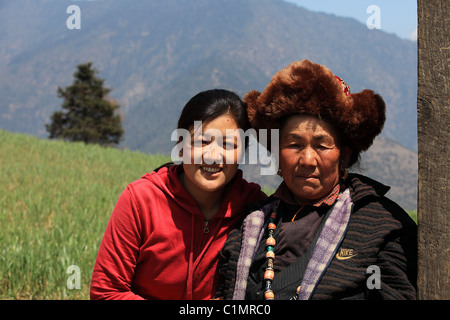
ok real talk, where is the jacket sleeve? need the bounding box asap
[215,227,242,300]
[368,202,418,300]
[90,186,145,300]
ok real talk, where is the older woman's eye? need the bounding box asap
[285,143,303,149]
[320,144,338,152]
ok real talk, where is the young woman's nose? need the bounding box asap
[203,141,223,164]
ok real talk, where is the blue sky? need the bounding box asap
[284,0,417,40]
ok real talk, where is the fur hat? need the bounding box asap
[244,60,385,159]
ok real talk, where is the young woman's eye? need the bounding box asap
[223,141,237,149]
[191,138,207,146]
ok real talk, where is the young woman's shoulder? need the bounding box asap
[124,163,178,200]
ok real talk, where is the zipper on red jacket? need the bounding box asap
[203,219,210,233]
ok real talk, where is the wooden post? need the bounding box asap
[417,0,450,300]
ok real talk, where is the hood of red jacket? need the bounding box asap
[141,164,264,220]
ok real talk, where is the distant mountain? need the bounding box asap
[0,0,418,209]
[0,0,417,149]
[357,136,417,210]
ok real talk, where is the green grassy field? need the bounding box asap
[0,130,170,299]
[0,129,416,300]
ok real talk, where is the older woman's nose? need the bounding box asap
[299,147,317,167]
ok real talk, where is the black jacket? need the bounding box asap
[218,174,417,300]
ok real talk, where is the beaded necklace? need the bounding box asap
[263,203,302,300]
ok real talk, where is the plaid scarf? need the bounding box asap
[297,188,353,299]
[273,181,341,207]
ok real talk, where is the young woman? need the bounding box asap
[90,89,266,300]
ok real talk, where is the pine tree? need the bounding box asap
[46,62,124,146]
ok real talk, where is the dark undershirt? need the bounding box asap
[245,202,330,299]
[274,202,328,271]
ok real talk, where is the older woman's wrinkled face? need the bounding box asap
[279,114,342,202]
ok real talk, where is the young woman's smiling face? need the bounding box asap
[181,113,242,197]
[279,114,342,202]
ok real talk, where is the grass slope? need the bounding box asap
[0,130,170,299]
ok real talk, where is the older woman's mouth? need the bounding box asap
[296,174,319,180]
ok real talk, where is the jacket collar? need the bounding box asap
[346,173,390,204]
[142,164,254,220]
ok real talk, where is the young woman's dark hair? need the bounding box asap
[177,89,250,133]
[154,89,250,172]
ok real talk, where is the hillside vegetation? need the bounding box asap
[0,130,416,299]
[0,0,418,212]
[0,0,417,153]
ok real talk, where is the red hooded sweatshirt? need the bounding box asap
[90,165,265,300]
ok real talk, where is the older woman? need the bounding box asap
[217,60,417,300]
